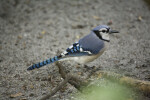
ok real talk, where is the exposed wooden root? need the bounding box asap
[40,62,150,100]
[40,62,88,100]
[95,71,150,96]
[56,62,88,91]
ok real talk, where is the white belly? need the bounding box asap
[61,46,106,64]
[74,47,106,63]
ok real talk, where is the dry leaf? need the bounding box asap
[18,35,22,39]
[76,35,80,39]
[78,72,82,75]
[41,31,46,35]
[20,98,27,100]
[75,65,80,68]
[97,73,102,79]
[93,16,101,20]
[29,84,34,89]
[138,16,142,21]
[10,92,22,98]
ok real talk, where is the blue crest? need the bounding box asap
[92,25,110,31]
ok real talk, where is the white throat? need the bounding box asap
[100,33,110,41]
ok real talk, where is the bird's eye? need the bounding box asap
[102,30,106,33]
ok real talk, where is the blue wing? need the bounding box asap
[78,32,105,54]
[59,42,92,58]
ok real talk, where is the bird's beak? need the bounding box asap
[109,30,119,34]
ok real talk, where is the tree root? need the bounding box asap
[40,62,88,100]
[40,62,150,100]
[95,71,150,96]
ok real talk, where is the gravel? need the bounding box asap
[0,0,150,99]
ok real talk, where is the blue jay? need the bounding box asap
[27,25,119,70]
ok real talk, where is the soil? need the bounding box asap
[0,0,150,100]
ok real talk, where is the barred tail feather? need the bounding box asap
[27,56,59,70]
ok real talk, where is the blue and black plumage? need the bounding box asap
[27,25,119,70]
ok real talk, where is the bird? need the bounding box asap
[27,25,119,70]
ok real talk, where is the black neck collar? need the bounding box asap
[93,30,110,42]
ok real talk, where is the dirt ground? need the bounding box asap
[0,0,150,100]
